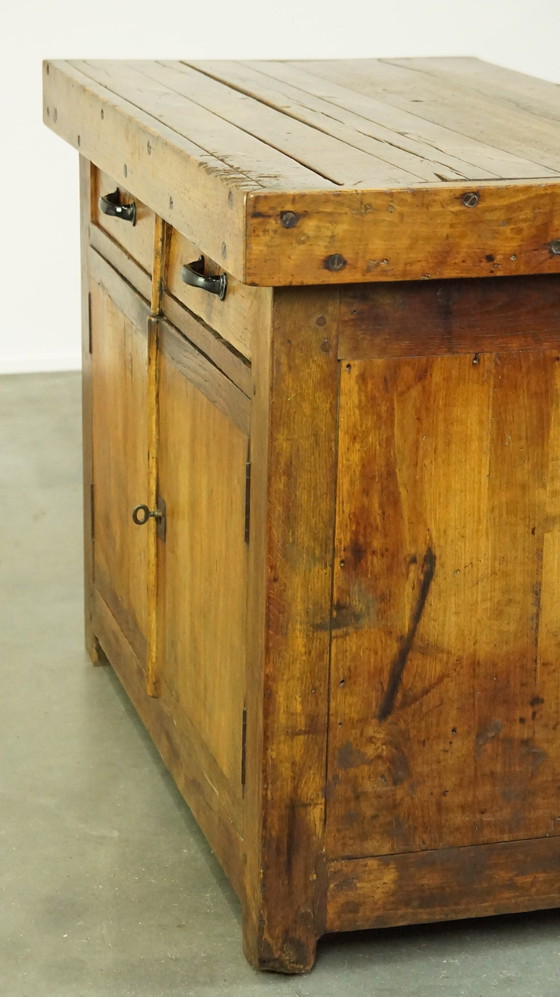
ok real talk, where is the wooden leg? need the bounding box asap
[79,157,97,669]
[85,629,100,664]
[242,286,340,976]
[242,902,319,974]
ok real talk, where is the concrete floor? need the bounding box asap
[1,370,560,996]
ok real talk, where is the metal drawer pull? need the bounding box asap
[99,189,137,226]
[181,257,227,300]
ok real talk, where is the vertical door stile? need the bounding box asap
[146,216,170,698]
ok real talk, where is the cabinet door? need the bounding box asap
[327,350,560,858]
[156,319,250,829]
[89,272,150,667]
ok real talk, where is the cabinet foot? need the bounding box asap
[242,909,318,974]
[86,632,104,666]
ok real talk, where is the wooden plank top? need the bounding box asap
[43,58,560,285]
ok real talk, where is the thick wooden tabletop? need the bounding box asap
[43,58,560,285]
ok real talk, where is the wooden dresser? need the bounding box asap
[43,58,560,973]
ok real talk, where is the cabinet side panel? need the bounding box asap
[327,350,560,859]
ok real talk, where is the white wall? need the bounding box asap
[2,0,559,373]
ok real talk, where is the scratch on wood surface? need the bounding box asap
[377,545,436,721]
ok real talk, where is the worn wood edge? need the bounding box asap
[89,223,152,301]
[79,157,98,662]
[43,60,256,281]
[241,283,272,967]
[79,59,339,192]
[244,181,560,285]
[161,292,252,398]
[88,246,151,329]
[242,286,340,973]
[326,838,560,933]
[158,317,251,437]
[145,217,170,698]
[151,215,170,315]
[92,588,245,897]
[145,315,160,698]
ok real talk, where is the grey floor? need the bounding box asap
[1,371,560,997]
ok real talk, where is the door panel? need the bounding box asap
[327,351,560,858]
[157,336,249,814]
[90,280,149,664]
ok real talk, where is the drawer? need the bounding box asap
[166,229,262,361]
[93,167,154,275]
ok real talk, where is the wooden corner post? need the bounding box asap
[79,156,99,663]
[243,285,340,973]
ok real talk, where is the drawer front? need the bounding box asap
[93,167,155,275]
[166,228,262,361]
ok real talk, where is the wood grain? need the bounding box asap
[90,279,149,666]
[79,157,98,661]
[245,181,560,285]
[339,274,560,359]
[145,216,169,698]
[160,292,252,398]
[327,837,560,932]
[138,59,422,187]
[326,348,560,859]
[191,59,495,182]
[289,59,560,173]
[156,348,249,814]
[74,59,336,191]
[242,287,340,973]
[145,315,160,698]
[158,318,250,436]
[386,57,560,126]
[241,60,551,181]
[89,222,152,301]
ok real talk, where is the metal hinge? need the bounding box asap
[88,292,93,354]
[241,706,247,789]
[244,448,251,544]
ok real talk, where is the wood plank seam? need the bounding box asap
[188,59,501,184]
[248,60,553,180]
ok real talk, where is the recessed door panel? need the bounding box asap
[327,351,560,858]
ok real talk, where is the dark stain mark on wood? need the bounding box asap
[520,738,547,773]
[398,672,447,710]
[313,603,366,632]
[475,719,504,757]
[377,545,436,721]
[530,695,545,707]
[349,538,367,565]
[336,742,370,770]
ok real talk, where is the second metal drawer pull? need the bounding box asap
[99,189,137,226]
[181,257,227,300]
